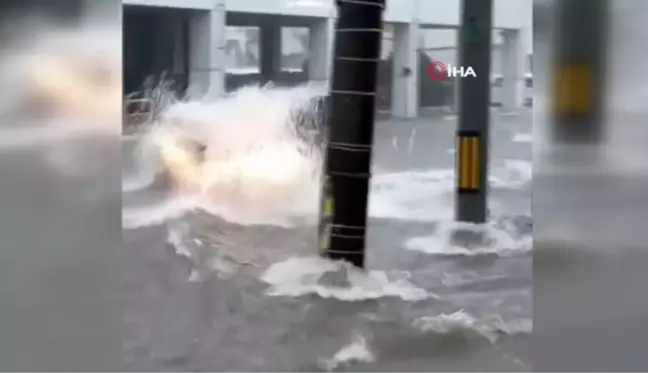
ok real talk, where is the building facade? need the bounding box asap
[120,0,532,117]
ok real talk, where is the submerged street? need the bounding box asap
[121,108,532,371]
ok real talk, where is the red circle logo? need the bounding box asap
[426,60,447,81]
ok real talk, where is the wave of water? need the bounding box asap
[122,84,533,300]
[316,311,531,371]
[161,220,433,302]
[369,161,531,223]
[124,85,323,227]
[123,84,533,231]
[412,310,532,342]
[404,220,531,257]
[260,256,432,302]
[122,134,165,192]
[320,332,375,371]
[122,195,200,230]
[122,162,533,231]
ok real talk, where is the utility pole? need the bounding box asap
[551,0,608,145]
[455,0,493,223]
[318,0,385,268]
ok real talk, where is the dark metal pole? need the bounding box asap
[317,0,385,268]
[551,0,608,145]
[455,0,493,223]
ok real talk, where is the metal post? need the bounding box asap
[318,0,386,268]
[455,0,493,223]
[551,0,607,145]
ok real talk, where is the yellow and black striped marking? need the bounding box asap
[456,131,481,194]
[318,177,334,254]
[553,64,592,116]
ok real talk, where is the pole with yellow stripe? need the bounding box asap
[551,0,608,144]
[455,0,492,223]
[457,131,481,192]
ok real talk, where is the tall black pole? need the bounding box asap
[455,0,493,223]
[318,0,385,268]
[551,0,607,145]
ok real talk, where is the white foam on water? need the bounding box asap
[368,169,456,221]
[122,195,199,229]
[413,310,532,370]
[497,159,533,188]
[321,332,375,371]
[412,309,532,342]
[260,256,431,301]
[413,310,495,339]
[164,221,253,278]
[368,165,532,222]
[405,220,531,256]
[167,224,192,258]
[122,172,157,193]
[122,135,165,192]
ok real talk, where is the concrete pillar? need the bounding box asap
[391,22,419,118]
[188,2,226,99]
[500,29,525,111]
[308,17,335,88]
[259,22,282,84]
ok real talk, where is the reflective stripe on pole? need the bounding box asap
[457,131,481,193]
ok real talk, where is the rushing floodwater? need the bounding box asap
[121,85,533,371]
[5,3,648,369]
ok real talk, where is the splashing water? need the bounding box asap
[128,84,325,227]
[405,220,532,257]
[123,82,534,288]
[412,310,532,342]
[320,332,375,371]
[260,256,431,301]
